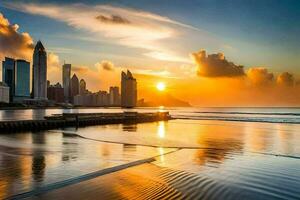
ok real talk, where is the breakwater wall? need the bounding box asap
[0,112,172,133]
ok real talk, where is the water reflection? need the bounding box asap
[1,119,300,199]
[32,155,46,182]
[157,121,165,138]
[31,133,46,182]
[123,144,137,152]
[194,124,244,166]
[122,124,137,132]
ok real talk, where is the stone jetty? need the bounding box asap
[0,112,172,133]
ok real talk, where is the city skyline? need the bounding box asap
[0,0,300,106]
[0,40,129,107]
[0,2,300,199]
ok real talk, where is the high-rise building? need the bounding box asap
[121,70,137,108]
[2,57,15,102]
[47,82,64,103]
[109,86,120,106]
[70,74,79,103]
[32,40,47,100]
[14,59,30,102]
[79,79,86,95]
[62,63,71,102]
[74,90,111,107]
[0,82,9,103]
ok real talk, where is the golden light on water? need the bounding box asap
[156,82,166,91]
[157,121,165,138]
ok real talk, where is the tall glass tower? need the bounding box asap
[14,59,30,101]
[121,70,137,108]
[2,57,15,102]
[32,40,47,99]
[63,63,71,102]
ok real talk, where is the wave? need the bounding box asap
[175,115,300,124]
[192,111,300,116]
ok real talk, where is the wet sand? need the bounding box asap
[18,149,300,200]
[1,118,300,199]
[26,163,184,200]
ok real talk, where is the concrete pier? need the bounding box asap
[0,111,172,133]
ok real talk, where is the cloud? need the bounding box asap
[191,50,245,77]
[4,2,198,63]
[144,51,192,63]
[68,62,122,92]
[247,67,274,86]
[47,52,61,83]
[0,13,34,60]
[95,60,115,71]
[96,14,130,24]
[277,72,294,87]
[72,66,90,74]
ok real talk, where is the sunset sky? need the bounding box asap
[0,0,300,106]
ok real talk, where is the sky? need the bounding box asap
[0,0,300,106]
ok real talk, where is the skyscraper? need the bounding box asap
[0,82,9,103]
[121,70,137,108]
[79,79,86,95]
[109,86,120,106]
[2,57,15,102]
[47,82,64,103]
[32,40,47,100]
[62,63,71,102]
[14,59,30,102]
[70,74,79,103]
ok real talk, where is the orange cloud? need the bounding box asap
[191,50,245,77]
[277,72,294,87]
[0,13,34,61]
[95,60,115,71]
[247,67,274,86]
[47,52,61,84]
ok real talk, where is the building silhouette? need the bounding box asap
[0,82,9,103]
[74,90,110,106]
[47,82,64,103]
[121,70,137,108]
[70,74,79,103]
[79,79,86,95]
[2,57,30,102]
[109,86,120,106]
[14,59,30,102]
[2,57,15,102]
[62,63,71,103]
[32,41,47,100]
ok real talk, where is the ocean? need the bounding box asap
[0,107,299,199]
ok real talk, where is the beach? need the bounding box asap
[0,108,300,199]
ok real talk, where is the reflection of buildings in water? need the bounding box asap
[31,132,46,182]
[194,123,245,166]
[0,153,32,199]
[108,124,121,130]
[61,134,79,162]
[122,123,137,132]
[7,110,27,120]
[0,133,34,199]
[32,155,46,182]
[123,144,137,152]
[31,109,46,120]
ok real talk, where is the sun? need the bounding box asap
[156,82,166,91]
